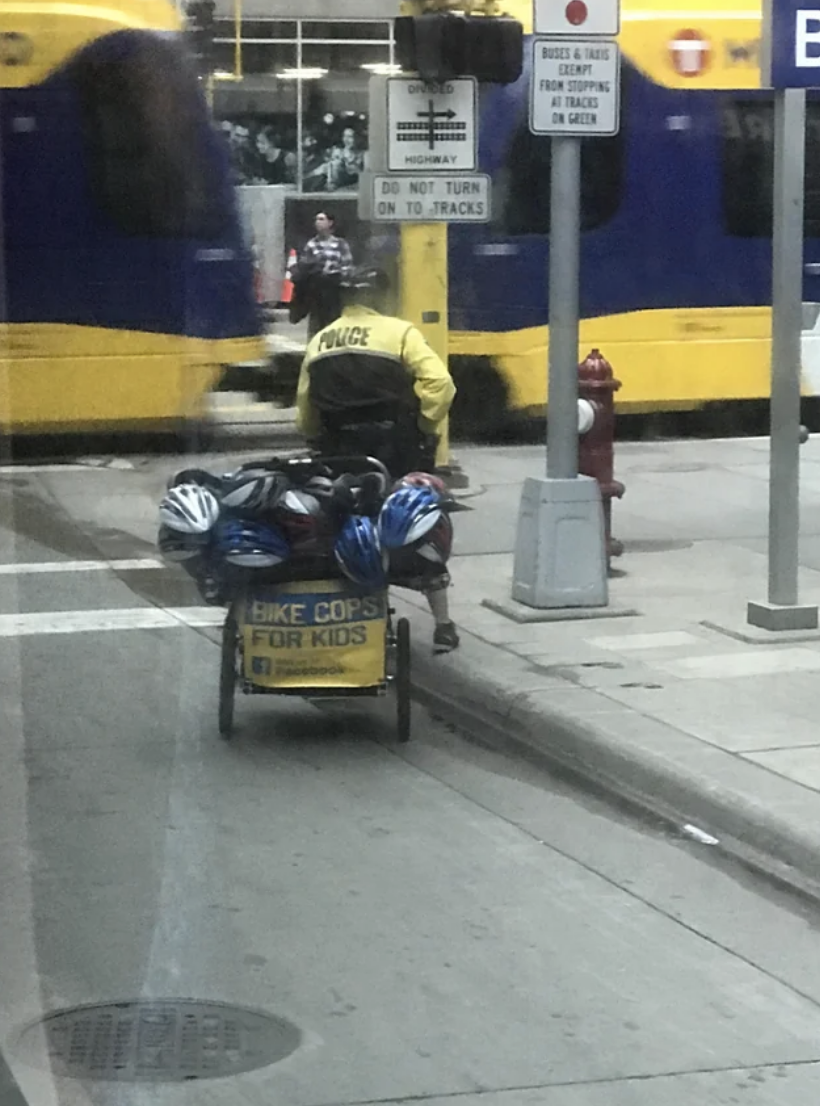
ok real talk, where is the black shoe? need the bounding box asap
[433,622,460,652]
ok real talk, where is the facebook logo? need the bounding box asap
[795,10,820,66]
[252,656,271,676]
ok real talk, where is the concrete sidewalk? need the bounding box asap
[391,438,820,899]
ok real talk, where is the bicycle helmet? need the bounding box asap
[415,514,454,564]
[216,519,291,568]
[303,474,336,503]
[279,488,322,515]
[273,488,329,546]
[166,467,224,495]
[159,484,221,535]
[395,472,447,495]
[220,469,289,513]
[334,515,388,589]
[157,524,202,562]
[378,485,443,549]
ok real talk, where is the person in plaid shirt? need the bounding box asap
[293,211,354,337]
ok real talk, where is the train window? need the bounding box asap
[499,65,627,235]
[73,35,226,239]
[721,97,820,238]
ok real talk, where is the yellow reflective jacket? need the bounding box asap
[295,304,456,440]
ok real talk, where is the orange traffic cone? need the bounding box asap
[280,249,296,305]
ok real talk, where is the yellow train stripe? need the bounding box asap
[0,0,180,88]
[0,322,266,430]
[449,305,802,413]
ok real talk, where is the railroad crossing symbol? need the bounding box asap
[396,103,467,150]
[387,77,477,172]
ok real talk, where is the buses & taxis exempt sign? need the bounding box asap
[529,37,620,136]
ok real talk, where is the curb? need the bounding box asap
[391,591,820,903]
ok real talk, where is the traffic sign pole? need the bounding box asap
[747,87,818,630]
[511,26,618,609]
[400,222,450,468]
[547,136,581,480]
[360,72,466,470]
[768,88,805,608]
[747,0,818,630]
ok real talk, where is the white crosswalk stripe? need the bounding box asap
[0,607,225,638]
[0,558,163,576]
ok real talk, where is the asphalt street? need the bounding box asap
[4,453,820,1105]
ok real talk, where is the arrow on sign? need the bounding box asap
[417,101,458,149]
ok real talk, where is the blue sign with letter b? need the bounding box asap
[767,0,820,86]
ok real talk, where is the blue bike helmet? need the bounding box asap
[216,519,291,568]
[378,485,443,549]
[334,515,388,588]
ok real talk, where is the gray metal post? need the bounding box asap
[546,136,581,479]
[748,86,818,631]
[511,131,607,611]
[769,87,804,604]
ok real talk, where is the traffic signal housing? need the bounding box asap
[394,11,523,84]
[185,0,216,74]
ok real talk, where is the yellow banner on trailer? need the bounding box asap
[240,579,388,690]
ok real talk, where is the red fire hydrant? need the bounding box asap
[577,349,624,566]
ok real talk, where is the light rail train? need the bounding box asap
[0,0,264,435]
[443,0,820,434]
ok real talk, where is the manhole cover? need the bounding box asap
[16,999,301,1083]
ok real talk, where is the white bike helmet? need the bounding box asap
[159,483,220,535]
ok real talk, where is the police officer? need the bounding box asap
[295,263,460,652]
[295,264,455,477]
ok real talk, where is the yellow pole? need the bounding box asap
[399,224,450,468]
[398,1,451,469]
[234,0,242,79]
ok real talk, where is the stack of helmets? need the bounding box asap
[216,466,292,584]
[156,459,456,602]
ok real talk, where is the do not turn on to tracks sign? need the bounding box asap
[371,174,490,222]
